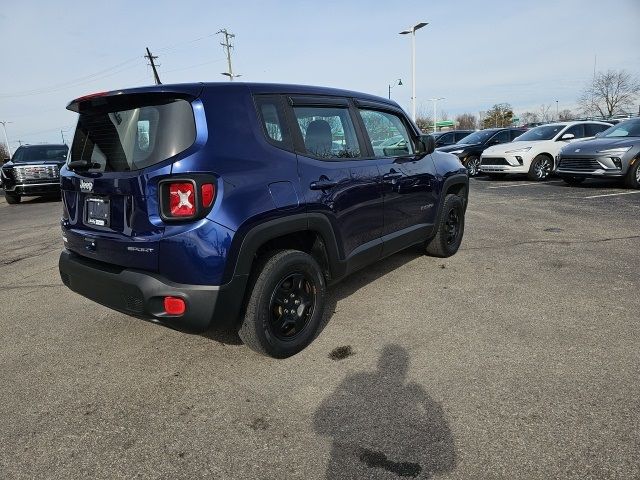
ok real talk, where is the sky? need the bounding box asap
[1,0,639,147]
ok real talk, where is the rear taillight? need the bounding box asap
[201,183,215,207]
[159,177,216,221]
[169,182,196,217]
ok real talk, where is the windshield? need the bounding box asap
[11,145,68,163]
[69,98,195,172]
[515,124,565,142]
[602,119,640,138]
[456,130,494,145]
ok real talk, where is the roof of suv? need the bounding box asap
[69,82,400,111]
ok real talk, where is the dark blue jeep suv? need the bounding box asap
[59,83,468,358]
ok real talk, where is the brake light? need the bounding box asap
[169,182,195,217]
[164,296,186,315]
[201,183,215,208]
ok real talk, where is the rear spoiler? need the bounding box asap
[66,83,204,113]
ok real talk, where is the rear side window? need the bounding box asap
[254,96,292,150]
[69,98,195,172]
[292,106,360,159]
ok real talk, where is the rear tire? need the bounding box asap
[562,176,585,186]
[624,161,640,189]
[4,191,21,204]
[238,249,326,359]
[528,154,553,181]
[425,194,465,258]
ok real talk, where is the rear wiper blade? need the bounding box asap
[67,160,99,170]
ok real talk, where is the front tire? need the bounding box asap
[238,249,326,358]
[425,194,465,258]
[465,156,481,177]
[624,161,640,189]
[528,154,553,181]
[4,191,21,204]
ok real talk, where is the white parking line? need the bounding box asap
[583,191,640,199]
[487,181,564,189]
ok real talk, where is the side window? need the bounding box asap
[510,130,523,141]
[440,132,454,145]
[585,123,609,137]
[359,109,415,157]
[254,96,293,150]
[491,130,510,144]
[455,132,470,142]
[564,124,585,139]
[291,106,360,159]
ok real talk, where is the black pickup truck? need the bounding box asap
[1,144,68,204]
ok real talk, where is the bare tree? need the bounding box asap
[415,109,433,132]
[455,113,477,130]
[439,110,449,122]
[482,103,514,128]
[520,111,540,125]
[539,104,553,122]
[578,69,640,118]
[558,109,574,121]
[0,142,8,160]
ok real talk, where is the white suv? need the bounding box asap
[479,121,612,180]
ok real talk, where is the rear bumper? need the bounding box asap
[59,249,245,332]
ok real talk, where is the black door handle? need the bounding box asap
[310,179,338,190]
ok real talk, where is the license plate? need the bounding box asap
[86,196,110,227]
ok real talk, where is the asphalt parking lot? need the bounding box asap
[1,178,639,480]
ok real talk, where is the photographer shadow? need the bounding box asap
[314,344,456,479]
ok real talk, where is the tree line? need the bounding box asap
[416,69,639,132]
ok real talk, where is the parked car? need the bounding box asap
[58,82,469,358]
[429,130,475,148]
[437,127,526,176]
[479,121,612,181]
[1,144,68,204]
[555,117,640,188]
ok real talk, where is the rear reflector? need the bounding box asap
[201,183,215,208]
[164,296,186,315]
[169,182,195,217]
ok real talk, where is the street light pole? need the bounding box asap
[388,78,402,99]
[556,100,559,120]
[427,97,444,133]
[399,22,428,122]
[0,121,12,159]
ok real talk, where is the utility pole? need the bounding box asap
[0,121,12,159]
[61,129,66,145]
[217,29,240,81]
[428,98,444,133]
[144,47,162,85]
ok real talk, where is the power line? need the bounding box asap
[217,29,240,81]
[144,47,162,85]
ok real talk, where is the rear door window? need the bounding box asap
[69,98,195,172]
[292,106,361,159]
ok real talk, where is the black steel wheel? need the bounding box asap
[239,249,326,358]
[425,194,465,258]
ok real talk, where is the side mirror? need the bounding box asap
[594,132,603,138]
[416,134,435,155]
[2,158,9,164]
[560,133,575,141]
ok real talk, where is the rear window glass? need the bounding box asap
[69,99,195,172]
[12,145,68,163]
